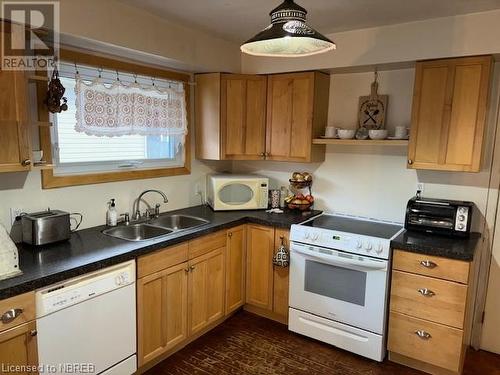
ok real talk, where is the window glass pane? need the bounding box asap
[218,184,254,205]
[50,66,186,176]
[304,260,367,306]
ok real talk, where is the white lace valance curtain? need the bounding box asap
[74,75,188,139]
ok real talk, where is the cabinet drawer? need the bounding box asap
[0,292,35,333]
[393,250,470,284]
[390,271,467,328]
[388,312,463,372]
[189,230,226,259]
[138,243,188,278]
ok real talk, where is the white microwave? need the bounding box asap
[206,174,269,211]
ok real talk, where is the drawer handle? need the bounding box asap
[1,308,23,324]
[418,288,436,297]
[420,260,437,269]
[415,330,432,340]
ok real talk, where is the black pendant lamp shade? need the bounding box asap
[241,0,336,57]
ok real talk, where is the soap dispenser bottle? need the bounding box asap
[107,199,118,226]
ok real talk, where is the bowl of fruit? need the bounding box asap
[285,193,314,211]
[289,172,313,189]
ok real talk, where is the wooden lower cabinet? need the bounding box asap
[245,225,290,323]
[388,249,472,375]
[188,247,225,335]
[246,225,275,310]
[0,321,38,374]
[225,225,246,314]
[137,262,188,366]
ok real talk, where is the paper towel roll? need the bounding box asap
[0,222,22,280]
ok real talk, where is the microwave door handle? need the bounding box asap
[293,247,387,271]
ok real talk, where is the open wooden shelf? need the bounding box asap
[313,138,409,146]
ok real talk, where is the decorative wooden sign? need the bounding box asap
[358,72,388,130]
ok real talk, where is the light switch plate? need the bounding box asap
[417,182,425,195]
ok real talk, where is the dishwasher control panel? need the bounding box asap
[36,260,136,317]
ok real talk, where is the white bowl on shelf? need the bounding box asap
[337,129,356,139]
[368,129,388,140]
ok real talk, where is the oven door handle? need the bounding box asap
[293,247,387,271]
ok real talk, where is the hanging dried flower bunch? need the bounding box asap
[45,65,68,113]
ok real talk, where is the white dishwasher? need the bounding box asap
[36,260,137,375]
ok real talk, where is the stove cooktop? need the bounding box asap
[304,214,403,239]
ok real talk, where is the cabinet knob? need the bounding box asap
[415,330,431,340]
[265,152,270,157]
[228,232,232,238]
[190,265,196,271]
[407,159,413,165]
[1,308,23,324]
[420,260,437,269]
[184,268,189,273]
[29,329,37,337]
[21,159,31,166]
[259,152,265,158]
[417,288,436,297]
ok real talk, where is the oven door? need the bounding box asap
[289,242,389,334]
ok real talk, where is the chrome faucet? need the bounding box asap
[133,190,168,221]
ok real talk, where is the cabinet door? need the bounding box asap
[266,73,315,162]
[137,262,188,366]
[408,56,492,172]
[221,74,267,160]
[225,225,246,314]
[0,321,38,374]
[188,247,225,335]
[246,225,274,310]
[0,44,31,172]
[273,229,290,320]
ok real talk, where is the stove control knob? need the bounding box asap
[355,240,362,249]
[304,232,310,240]
[115,275,122,286]
[375,243,383,254]
[364,242,372,251]
[312,233,319,241]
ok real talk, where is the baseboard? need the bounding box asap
[243,304,288,325]
[388,351,461,375]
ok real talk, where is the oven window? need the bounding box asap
[304,260,367,306]
[218,183,254,205]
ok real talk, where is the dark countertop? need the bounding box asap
[391,229,481,261]
[0,205,321,300]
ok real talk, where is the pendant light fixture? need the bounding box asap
[241,0,336,57]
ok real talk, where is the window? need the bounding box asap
[52,64,186,176]
[38,49,191,189]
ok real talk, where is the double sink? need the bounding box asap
[103,214,210,241]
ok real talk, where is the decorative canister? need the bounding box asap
[269,189,280,209]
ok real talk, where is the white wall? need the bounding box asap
[242,10,500,74]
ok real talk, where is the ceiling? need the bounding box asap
[119,0,500,43]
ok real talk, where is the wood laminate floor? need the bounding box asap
[146,311,500,375]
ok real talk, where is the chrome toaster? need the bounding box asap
[21,209,71,245]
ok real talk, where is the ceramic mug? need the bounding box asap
[394,126,408,139]
[325,126,338,138]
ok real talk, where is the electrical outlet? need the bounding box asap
[417,182,425,195]
[194,184,201,195]
[10,207,24,225]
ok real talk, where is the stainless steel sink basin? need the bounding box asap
[103,223,173,241]
[148,214,209,231]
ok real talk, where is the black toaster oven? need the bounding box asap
[405,196,474,237]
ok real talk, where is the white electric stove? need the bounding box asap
[289,213,404,361]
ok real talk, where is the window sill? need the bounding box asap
[41,165,191,189]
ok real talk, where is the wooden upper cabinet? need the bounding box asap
[195,71,329,163]
[0,29,31,173]
[408,56,492,172]
[195,73,267,160]
[266,72,329,162]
